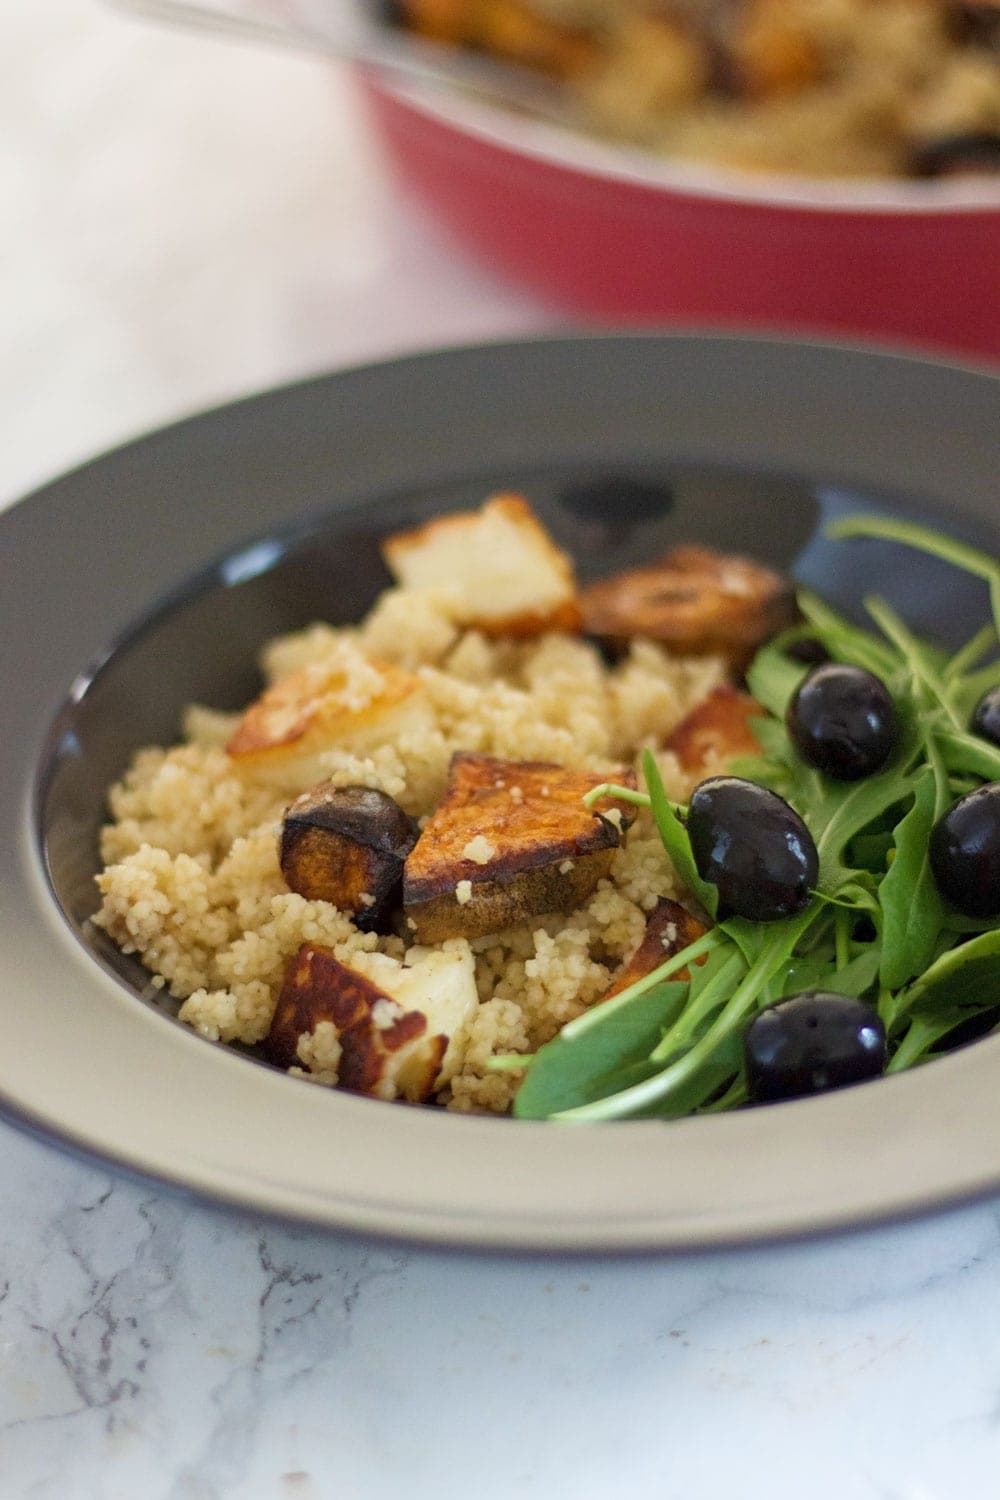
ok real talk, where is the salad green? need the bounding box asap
[504,514,1000,1121]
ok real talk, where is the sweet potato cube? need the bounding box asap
[603,898,710,999]
[403,752,637,943]
[381,494,581,638]
[580,544,797,669]
[662,684,763,777]
[279,783,420,931]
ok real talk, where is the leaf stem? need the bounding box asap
[827,514,1000,639]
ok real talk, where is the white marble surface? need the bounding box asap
[5,4,1000,1497]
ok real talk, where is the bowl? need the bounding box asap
[5,333,1000,1252]
[363,76,1000,361]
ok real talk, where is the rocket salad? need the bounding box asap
[505,515,1000,1121]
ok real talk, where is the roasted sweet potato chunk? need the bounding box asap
[603,898,710,999]
[264,942,478,1101]
[662,684,763,777]
[279,783,420,931]
[381,494,581,638]
[403,752,637,943]
[580,544,797,669]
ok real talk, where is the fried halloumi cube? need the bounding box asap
[225,651,434,790]
[580,544,797,670]
[662,684,763,778]
[264,942,478,1100]
[381,494,581,638]
[279,783,420,931]
[602,898,709,999]
[403,752,637,943]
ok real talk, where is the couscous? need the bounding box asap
[93,496,789,1113]
[395,0,1000,178]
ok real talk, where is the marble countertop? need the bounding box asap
[5,5,1000,1496]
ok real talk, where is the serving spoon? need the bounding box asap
[107,0,580,125]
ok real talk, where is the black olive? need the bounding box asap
[787,663,897,780]
[909,132,1000,178]
[971,685,1000,747]
[929,782,1000,919]
[785,636,830,666]
[686,776,819,922]
[744,991,887,1102]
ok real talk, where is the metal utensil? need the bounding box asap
[108,0,578,125]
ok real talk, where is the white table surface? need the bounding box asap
[5,5,1000,1497]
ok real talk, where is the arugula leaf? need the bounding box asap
[878,768,949,991]
[512,981,688,1119]
[642,749,718,917]
[891,930,1000,1025]
[745,644,807,718]
[827,514,1000,639]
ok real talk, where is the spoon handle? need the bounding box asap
[106,0,575,123]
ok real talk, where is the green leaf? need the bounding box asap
[795,589,899,678]
[745,644,807,718]
[826,514,1000,641]
[893,930,1000,1024]
[937,728,1000,783]
[878,769,949,991]
[642,749,718,917]
[512,981,688,1119]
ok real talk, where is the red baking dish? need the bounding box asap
[363,75,1000,362]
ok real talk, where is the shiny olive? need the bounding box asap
[971,686,1000,748]
[744,991,887,1103]
[686,776,819,922]
[929,782,1000,919]
[787,663,897,781]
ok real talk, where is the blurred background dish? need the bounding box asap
[365,74,1000,358]
[112,0,1000,360]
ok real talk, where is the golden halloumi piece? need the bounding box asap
[403,752,637,943]
[264,942,478,1100]
[279,783,420,931]
[580,544,797,670]
[225,652,435,790]
[662,684,763,776]
[602,898,709,999]
[381,494,581,638]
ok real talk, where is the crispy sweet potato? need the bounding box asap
[225,654,435,790]
[603,898,710,999]
[381,494,581,638]
[662,683,763,776]
[264,942,478,1100]
[403,752,637,942]
[279,783,420,931]
[579,544,797,670]
[394,0,595,76]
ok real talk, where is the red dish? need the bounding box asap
[364,76,1000,362]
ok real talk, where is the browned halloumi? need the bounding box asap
[662,683,763,777]
[264,942,478,1101]
[225,652,435,790]
[579,544,797,669]
[602,898,710,999]
[403,752,637,943]
[279,783,420,931]
[381,494,581,638]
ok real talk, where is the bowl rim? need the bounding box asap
[370,72,1000,215]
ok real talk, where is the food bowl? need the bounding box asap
[4,333,1000,1251]
[363,76,1000,361]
